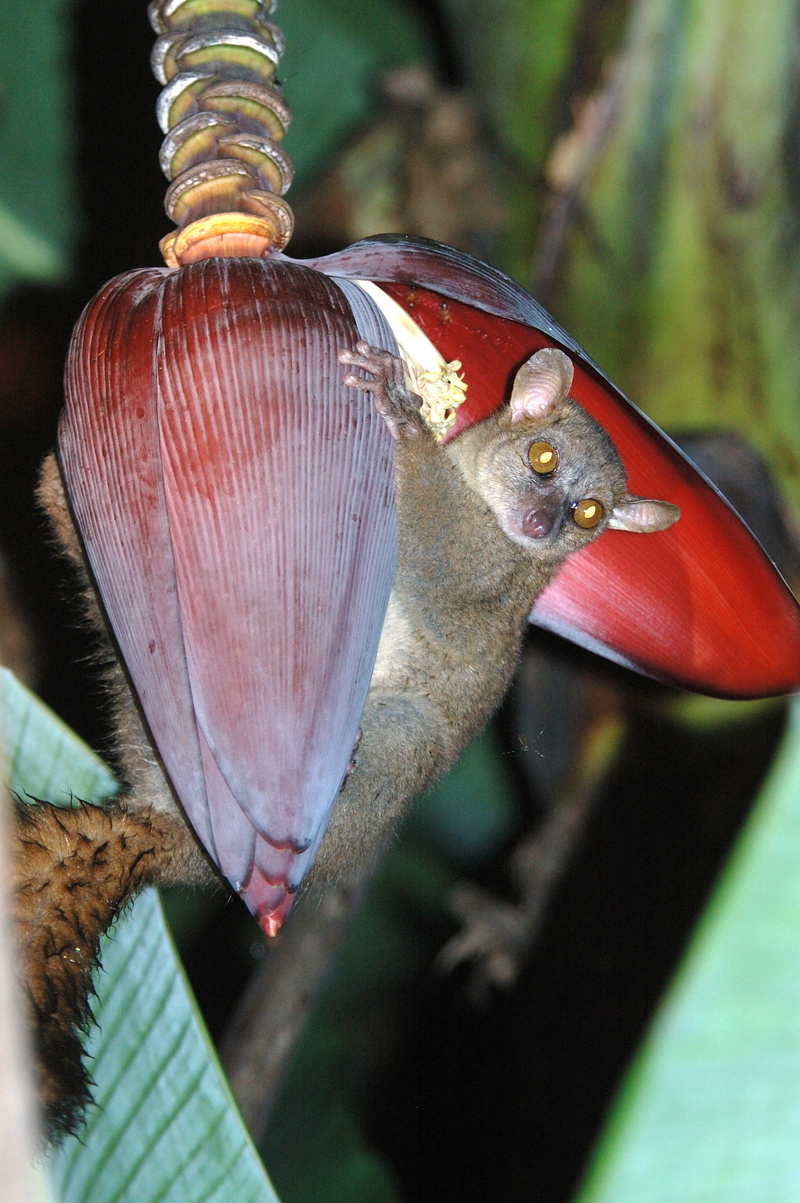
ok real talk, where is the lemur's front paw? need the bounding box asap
[339,342,425,441]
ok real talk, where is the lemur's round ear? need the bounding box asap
[510,348,574,422]
[609,496,681,532]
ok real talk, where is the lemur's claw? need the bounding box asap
[339,344,424,441]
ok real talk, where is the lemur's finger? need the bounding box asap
[340,343,399,376]
[339,347,383,377]
[342,371,374,390]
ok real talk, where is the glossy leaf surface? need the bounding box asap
[1,668,118,808]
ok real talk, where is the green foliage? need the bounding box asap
[1,668,117,807]
[439,0,633,282]
[0,668,278,1203]
[577,697,800,1202]
[440,0,584,280]
[279,0,433,186]
[47,890,280,1203]
[0,0,75,296]
[441,0,584,171]
[555,0,800,509]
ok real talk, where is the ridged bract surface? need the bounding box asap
[60,258,396,929]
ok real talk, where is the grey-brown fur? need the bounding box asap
[21,347,676,1134]
[320,344,669,876]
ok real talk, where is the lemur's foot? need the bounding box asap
[339,342,425,441]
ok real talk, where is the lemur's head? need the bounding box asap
[452,348,680,566]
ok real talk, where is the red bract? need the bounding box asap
[313,236,800,699]
[61,257,397,932]
[61,236,800,934]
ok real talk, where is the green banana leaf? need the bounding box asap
[0,668,280,1203]
[576,695,800,1202]
[47,889,280,1203]
[2,669,118,809]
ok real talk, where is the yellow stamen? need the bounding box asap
[353,280,467,439]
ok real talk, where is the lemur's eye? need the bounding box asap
[528,441,558,475]
[573,498,604,529]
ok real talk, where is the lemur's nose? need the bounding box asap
[521,508,553,539]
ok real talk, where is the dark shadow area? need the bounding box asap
[365,687,785,1203]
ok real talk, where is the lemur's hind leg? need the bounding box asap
[11,455,217,1139]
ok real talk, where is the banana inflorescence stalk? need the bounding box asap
[148,0,295,267]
